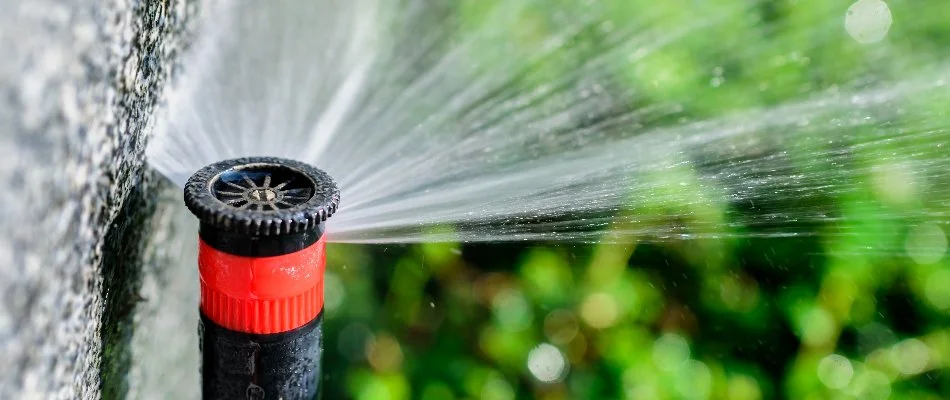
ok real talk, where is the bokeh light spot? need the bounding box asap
[480,375,515,400]
[890,338,930,375]
[818,354,854,389]
[857,322,896,355]
[622,367,659,399]
[579,292,619,329]
[357,377,392,400]
[324,271,345,313]
[846,365,891,400]
[492,289,534,331]
[800,307,836,347]
[543,309,579,345]
[675,360,712,399]
[870,162,916,205]
[565,332,588,363]
[526,343,568,383]
[844,0,892,44]
[925,268,950,311]
[366,333,404,373]
[652,333,690,371]
[905,223,947,265]
[726,375,762,400]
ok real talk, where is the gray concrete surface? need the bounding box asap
[0,0,196,398]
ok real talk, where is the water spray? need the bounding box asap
[184,157,339,399]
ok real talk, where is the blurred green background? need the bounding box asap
[321,0,949,398]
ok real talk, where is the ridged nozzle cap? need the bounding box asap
[184,156,340,236]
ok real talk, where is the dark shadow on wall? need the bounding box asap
[98,172,166,399]
[94,0,197,395]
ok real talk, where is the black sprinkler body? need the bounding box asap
[184,156,339,399]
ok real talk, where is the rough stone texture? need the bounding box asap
[0,0,195,398]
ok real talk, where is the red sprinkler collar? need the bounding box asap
[198,235,327,334]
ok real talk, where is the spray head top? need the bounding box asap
[184,156,339,237]
[184,157,339,335]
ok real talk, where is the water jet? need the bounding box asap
[136,0,950,398]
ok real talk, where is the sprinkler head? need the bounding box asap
[184,156,339,398]
[185,156,339,255]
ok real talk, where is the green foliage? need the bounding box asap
[322,0,950,398]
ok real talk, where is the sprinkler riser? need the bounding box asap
[184,157,339,400]
[199,313,323,399]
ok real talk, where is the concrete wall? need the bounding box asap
[0,0,196,397]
